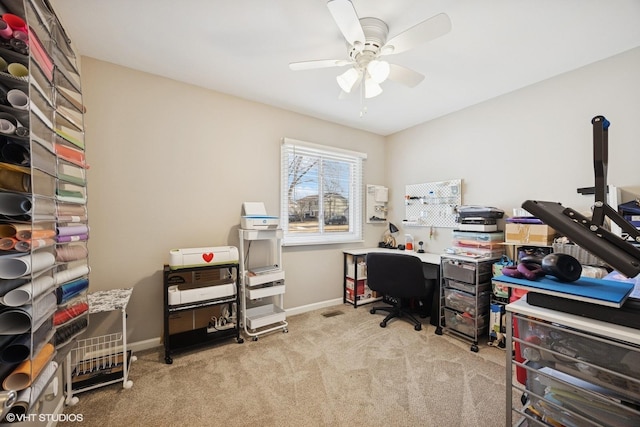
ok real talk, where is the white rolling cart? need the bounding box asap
[65,288,136,405]
[238,228,288,341]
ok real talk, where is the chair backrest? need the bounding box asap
[366,252,427,299]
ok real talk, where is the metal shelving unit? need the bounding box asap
[163,263,243,364]
[436,254,497,352]
[238,228,288,341]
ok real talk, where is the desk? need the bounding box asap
[342,248,441,325]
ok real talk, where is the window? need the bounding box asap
[281,138,366,246]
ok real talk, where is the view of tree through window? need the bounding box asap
[281,139,364,245]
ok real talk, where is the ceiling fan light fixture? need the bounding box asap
[336,67,361,93]
[364,77,382,98]
[367,59,390,83]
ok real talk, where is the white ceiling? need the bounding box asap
[48,0,640,136]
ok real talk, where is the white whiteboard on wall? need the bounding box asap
[404,179,462,227]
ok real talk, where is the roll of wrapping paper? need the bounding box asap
[29,360,58,407]
[2,343,55,391]
[1,14,27,33]
[0,306,30,334]
[33,292,57,326]
[54,245,87,262]
[0,251,55,279]
[53,143,86,168]
[53,301,88,326]
[0,236,16,249]
[1,316,51,365]
[2,275,54,307]
[0,277,28,297]
[56,204,85,217]
[56,225,88,237]
[14,237,56,252]
[53,265,90,285]
[0,333,29,363]
[55,278,88,304]
[0,140,29,165]
[0,167,29,192]
[0,192,31,216]
[0,360,18,386]
[56,233,88,243]
[16,227,56,241]
[54,316,87,346]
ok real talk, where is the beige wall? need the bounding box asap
[82,46,640,345]
[386,46,640,255]
[80,57,386,343]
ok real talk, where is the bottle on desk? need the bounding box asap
[405,234,414,251]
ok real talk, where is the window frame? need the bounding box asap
[280,137,366,246]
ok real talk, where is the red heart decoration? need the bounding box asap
[202,252,214,263]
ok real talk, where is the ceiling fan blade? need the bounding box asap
[327,0,365,47]
[388,64,425,88]
[289,59,350,71]
[384,13,451,55]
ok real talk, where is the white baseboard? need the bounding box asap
[285,298,343,317]
[128,298,344,352]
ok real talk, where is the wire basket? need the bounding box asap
[70,333,130,391]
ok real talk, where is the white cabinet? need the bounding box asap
[506,298,640,426]
[238,229,288,340]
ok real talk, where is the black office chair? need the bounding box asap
[366,252,432,331]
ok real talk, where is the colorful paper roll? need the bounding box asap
[16,228,56,241]
[56,233,88,243]
[56,225,89,237]
[0,168,28,192]
[14,237,56,252]
[56,277,89,303]
[54,317,87,346]
[55,245,88,262]
[2,343,55,391]
[53,301,88,326]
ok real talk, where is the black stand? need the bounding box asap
[522,116,640,278]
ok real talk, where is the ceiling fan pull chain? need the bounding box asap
[359,80,367,117]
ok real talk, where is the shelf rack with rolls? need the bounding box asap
[238,228,288,341]
[0,0,89,421]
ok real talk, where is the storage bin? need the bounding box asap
[444,308,487,337]
[445,278,490,295]
[442,259,492,284]
[452,230,504,242]
[514,316,640,402]
[444,288,490,316]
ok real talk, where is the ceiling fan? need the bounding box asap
[289,0,452,100]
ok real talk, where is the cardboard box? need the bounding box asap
[346,278,366,294]
[168,311,194,334]
[168,305,227,334]
[505,223,556,245]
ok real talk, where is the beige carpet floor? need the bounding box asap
[59,305,510,427]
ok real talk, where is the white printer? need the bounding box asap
[240,202,279,230]
[168,246,239,270]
